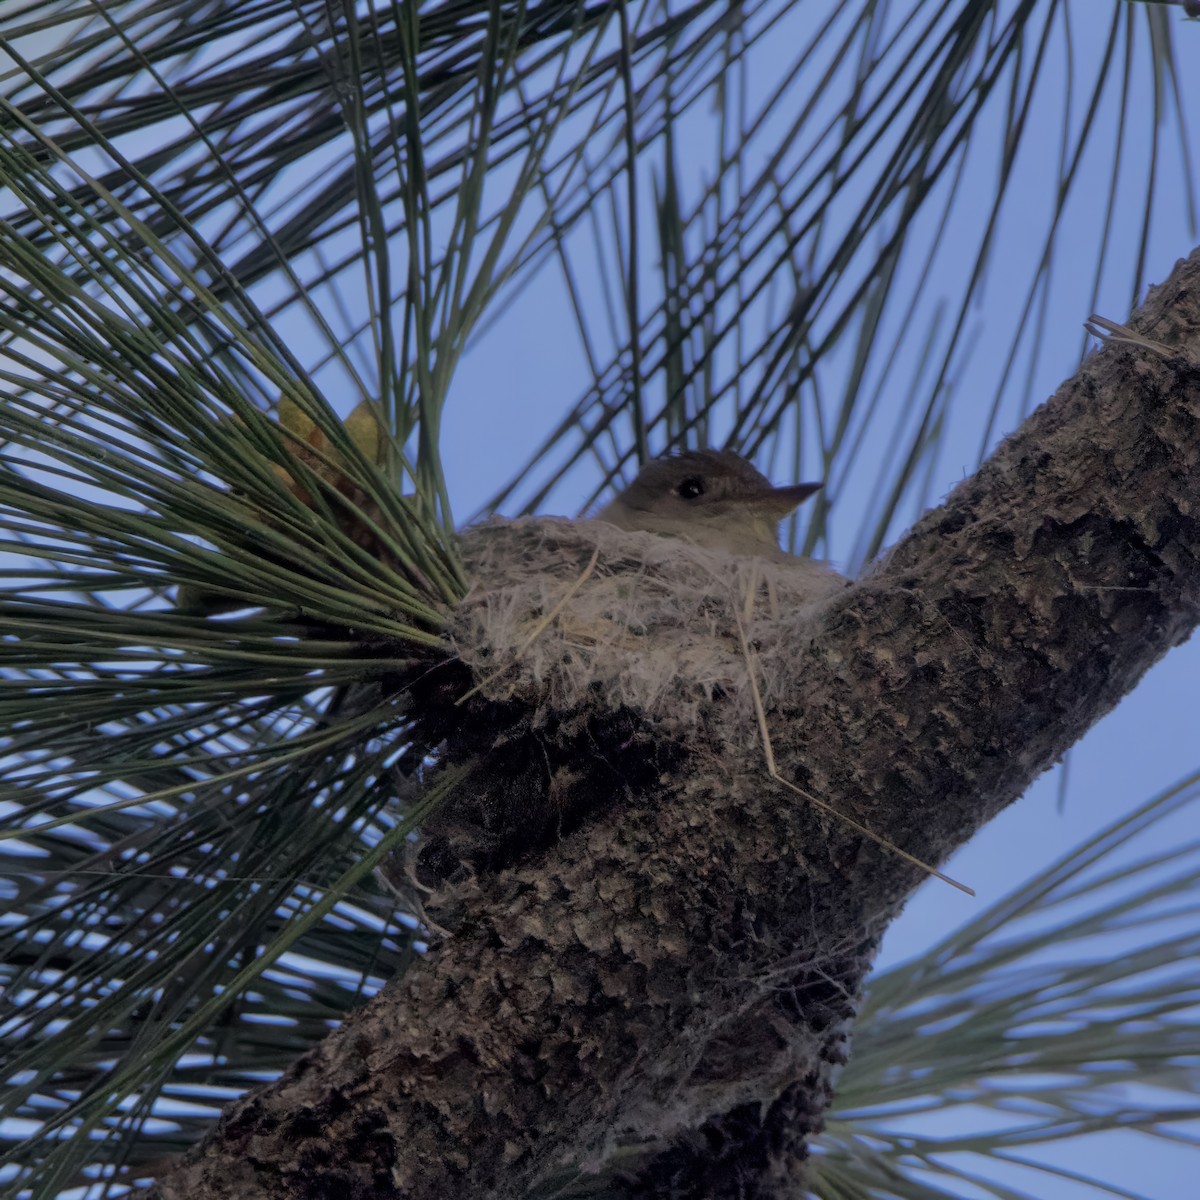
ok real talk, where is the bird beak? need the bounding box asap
[750,481,823,516]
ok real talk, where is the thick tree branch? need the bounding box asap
[151,248,1200,1200]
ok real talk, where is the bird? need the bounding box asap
[595,448,822,561]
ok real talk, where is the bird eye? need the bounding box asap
[676,476,706,500]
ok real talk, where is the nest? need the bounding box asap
[392,517,849,909]
[453,517,846,732]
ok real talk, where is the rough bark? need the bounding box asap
[150,248,1200,1200]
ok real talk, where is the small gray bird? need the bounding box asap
[596,448,822,561]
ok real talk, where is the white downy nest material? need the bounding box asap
[452,517,849,740]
